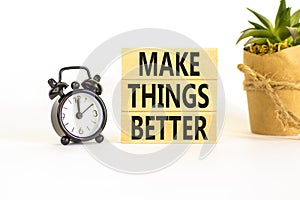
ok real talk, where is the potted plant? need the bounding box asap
[237,0,300,136]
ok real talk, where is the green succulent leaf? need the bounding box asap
[293,23,300,28]
[237,0,300,49]
[277,27,291,41]
[247,8,274,31]
[236,29,273,44]
[275,7,291,41]
[240,28,256,33]
[277,7,291,28]
[244,38,268,46]
[287,26,298,43]
[248,21,266,29]
[291,9,300,26]
[275,0,287,29]
[295,36,300,45]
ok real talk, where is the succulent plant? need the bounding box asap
[237,0,300,54]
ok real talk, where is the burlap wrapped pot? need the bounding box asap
[238,45,300,136]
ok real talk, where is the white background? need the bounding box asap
[1,0,300,199]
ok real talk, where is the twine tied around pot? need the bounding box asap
[238,63,300,130]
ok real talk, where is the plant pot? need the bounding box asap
[242,45,300,136]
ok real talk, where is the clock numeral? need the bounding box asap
[79,128,83,134]
[62,113,65,120]
[74,96,81,103]
[93,110,98,117]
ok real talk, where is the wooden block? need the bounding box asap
[121,79,217,112]
[122,48,218,80]
[121,48,218,143]
[121,112,216,143]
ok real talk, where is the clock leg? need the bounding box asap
[61,136,70,145]
[95,135,104,143]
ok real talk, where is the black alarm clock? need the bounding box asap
[48,66,107,145]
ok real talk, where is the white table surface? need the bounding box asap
[1,0,300,199]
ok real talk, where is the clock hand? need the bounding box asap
[82,104,94,115]
[77,99,81,113]
[76,99,83,119]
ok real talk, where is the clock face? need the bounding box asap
[59,91,105,138]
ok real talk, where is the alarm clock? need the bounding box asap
[48,66,107,145]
